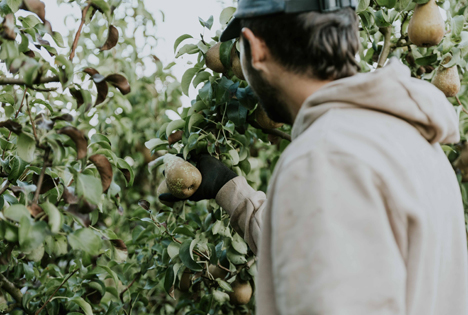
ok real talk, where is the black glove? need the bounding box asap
[159,154,238,202]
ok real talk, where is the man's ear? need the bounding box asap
[241,27,269,72]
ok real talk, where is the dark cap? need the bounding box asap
[220,0,357,42]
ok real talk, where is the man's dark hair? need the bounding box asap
[240,8,360,80]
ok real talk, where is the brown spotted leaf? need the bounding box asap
[51,113,73,122]
[168,130,183,145]
[69,87,84,108]
[83,68,108,106]
[2,14,16,40]
[100,25,118,51]
[65,207,91,227]
[138,199,150,211]
[105,74,131,95]
[27,204,44,218]
[89,154,113,192]
[119,168,131,183]
[62,187,79,204]
[0,120,22,134]
[24,50,35,58]
[57,126,88,159]
[110,239,128,262]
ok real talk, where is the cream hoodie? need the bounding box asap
[216,58,468,315]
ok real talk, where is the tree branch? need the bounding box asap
[25,95,39,145]
[456,96,468,115]
[0,76,59,86]
[0,273,23,305]
[35,269,79,315]
[378,26,392,68]
[249,121,292,142]
[69,4,91,61]
[119,274,140,302]
[33,149,50,205]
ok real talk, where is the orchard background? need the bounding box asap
[0,0,467,314]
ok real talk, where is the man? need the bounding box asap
[161,0,468,313]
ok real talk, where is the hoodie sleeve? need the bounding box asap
[271,152,406,314]
[215,176,266,254]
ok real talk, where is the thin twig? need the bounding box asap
[378,26,392,68]
[33,149,50,204]
[69,3,91,60]
[25,95,39,145]
[0,76,59,86]
[249,121,292,142]
[6,87,28,142]
[456,96,468,115]
[0,273,23,305]
[35,269,79,315]
[120,274,139,302]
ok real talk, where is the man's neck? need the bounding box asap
[275,72,332,124]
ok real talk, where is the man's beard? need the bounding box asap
[243,57,292,125]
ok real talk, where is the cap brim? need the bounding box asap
[220,17,241,42]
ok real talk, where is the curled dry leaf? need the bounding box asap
[27,204,44,218]
[83,68,108,106]
[69,87,84,108]
[33,173,57,194]
[2,14,16,40]
[168,130,183,145]
[24,50,35,58]
[51,113,73,122]
[65,207,91,227]
[62,187,79,204]
[100,25,119,51]
[89,154,113,192]
[138,199,150,211]
[110,239,127,252]
[20,0,46,22]
[57,126,88,159]
[120,168,131,183]
[0,120,22,134]
[105,74,131,95]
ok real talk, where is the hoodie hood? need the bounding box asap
[291,58,460,145]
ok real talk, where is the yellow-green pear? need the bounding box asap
[408,0,445,47]
[228,280,252,305]
[231,46,245,80]
[254,106,283,130]
[431,56,460,97]
[157,180,175,207]
[164,155,202,199]
[206,43,226,73]
[206,264,228,280]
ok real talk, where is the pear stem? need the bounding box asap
[456,96,468,116]
[378,26,392,68]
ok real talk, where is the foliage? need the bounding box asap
[2,0,468,315]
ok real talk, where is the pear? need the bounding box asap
[431,56,460,97]
[228,280,252,305]
[206,43,226,73]
[408,0,445,47]
[206,264,228,280]
[164,155,202,199]
[157,180,175,207]
[231,46,245,80]
[254,106,283,130]
[179,271,191,292]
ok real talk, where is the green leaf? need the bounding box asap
[75,173,103,205]
[4,204,30,222]
[212,289,230,303]
[179,240,203,271]
[193,71,211,88]
[145,138,168,150]
[199,82,213,106]
[199,15,214,30]
[219,7,236,25]
[69,297,93,315]
[0,94,14,105]
[215,279,233,292]
[394,0,412,11]
[116,158,134,186]
[415,54,438,66]
[90,0,111,20]
[19,216,47,253]
[6,0,20,12]
[174,34,193,53]
[228,149,239,166]
[167,242,181,259]
[41,202,62,234]
[181,68,199,96]
[357,0,370,12]
[19,15,41,28]
[231,233,247,255]
[220,41,235,69]
[17,133,35,163]
[176,44,199,58]
[166,119,186,137]
[452,16,465,38]
[164,267,175,297]
[188,113,204,132]
[52,31,66,48]
[68,228,102,256]
[374,10,391,28]
[376,0,396,8]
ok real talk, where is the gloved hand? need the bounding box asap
[159,154,238,202]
